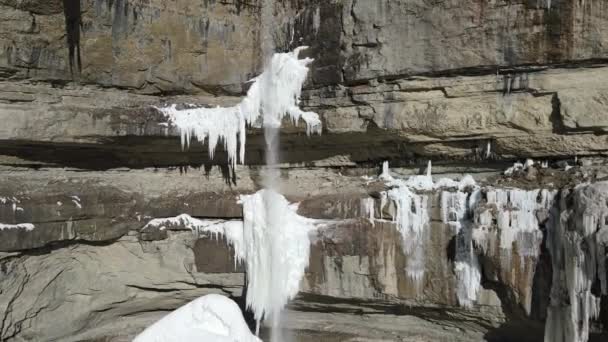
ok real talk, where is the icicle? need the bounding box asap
[387,185,429,287]
[442,190,481,308]
[361,197,375,226]
[486,140,492,159]
[379,161,393,181]
[426,160,432,177]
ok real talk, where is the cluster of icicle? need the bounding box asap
[155,47,321,169]
[372,161,480,297]
[369,162,558,309]
[544,183,608,342]
[474,188,557,313]
[371,165,607,341]
[142,191,318,334]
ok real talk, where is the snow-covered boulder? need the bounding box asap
[133,294,261,342]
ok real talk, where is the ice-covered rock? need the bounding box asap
[442,191,481,308]
[545,183,608,342]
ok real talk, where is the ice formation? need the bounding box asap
[142,191,318,335]
[544,184,607,342]
[470,188,557,313]
[485,140,492,159]
[134,294,262,342]
[386,184,429,285]
[476,189,556,266]
[156,47,321,168]
[379,160,393,181]
[379,161,479,290]
[381,161,476,193]
[442,191,481,308]
[239,189,317,334]
[360,197,375,226]
[142,215,246,263]
[377,162,564,310]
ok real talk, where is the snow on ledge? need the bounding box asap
[0,223,35,231]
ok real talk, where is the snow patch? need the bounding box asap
[0,223,35,231]
[71,196,82,209]
[381,161,477,192]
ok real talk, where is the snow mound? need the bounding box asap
[133,294,261,342]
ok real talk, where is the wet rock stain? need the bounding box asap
[62,0,82,75]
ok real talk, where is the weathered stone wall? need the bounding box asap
[1,0,608,341]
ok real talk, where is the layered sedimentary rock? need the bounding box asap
[1,0,608,341]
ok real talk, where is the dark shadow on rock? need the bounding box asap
[62,0,81,75]
[446,235,456,263]
[529,220,552,322]
[204,163,237,186]
[479,254,545,342]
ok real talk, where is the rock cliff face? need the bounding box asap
[1,1,608,341]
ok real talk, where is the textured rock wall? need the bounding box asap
[1,0,608,341]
